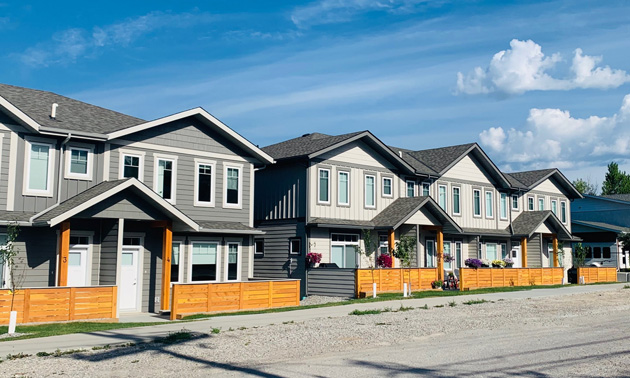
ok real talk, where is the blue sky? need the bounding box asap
[2,0,630,189]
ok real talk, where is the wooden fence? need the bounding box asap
[0,286,117,324]
[460,268,564,290]
[170,279,301,320]
[356,268,437,297]
[577,267,617,283]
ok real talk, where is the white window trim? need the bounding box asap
[331,233,359,268]
[64,145,94,181]
[436,184,448,212]
[527,196,535,211]
[551,199,558,215]
[338,170,350,206]
[452,186,461,215]
[153,154,178,205]
[364,174,376,209]
[499,192,508,220]
[69,230,94,287]
[406,180,416,198]
[170,240,184,285]
[317,168,331,205]
[224,163,244,209]
[254,239,264,255]
[538,196,545,211]
[560,201,567,224]
[193,158,216,208]
[23,138,55,197]
[455,241,462,268]
[289,237,302,255]
[382,176,393,198]
[485,190,494,219]
[118,149,145,181]
[511,194,519,211]
[224,240,242,282]
[187,239,222,283]
[473,189,482,218]
[425,239,435,267]
[422,182,431,197]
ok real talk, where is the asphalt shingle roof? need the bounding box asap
[387,147,437,176]
[572,220,630,233]
[197,221,263,234]
[0,211,38,223]
[371,196,431,228]
[504,169,556,188]
[511,211,553,236]
[600,194,630,202]
[262,131,364,160]
[403,143,476,174]
[308,218,375,228]
[0,84,145,134]
[460,227,512,236]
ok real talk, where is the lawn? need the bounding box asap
[0,321,168,342]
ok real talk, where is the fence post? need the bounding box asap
[23,289,31,324]
[239,283,245,310]
[170,285,178,321]
[111,286,117,319]
[295,280,300,305]
[459,269,464,291]
[268,281,273,308]
[68,287,76,321]
[207,284,213,312]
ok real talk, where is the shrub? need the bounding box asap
[305,252,322,267]
[431,280,443,289]
[376,254,392,268]
[465,258,483,268]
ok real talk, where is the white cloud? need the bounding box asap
[479,94,630,171]
[15,11,214,67]
[457,39,630,95]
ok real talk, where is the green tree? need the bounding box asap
[572,243,587,268]
[572,178,598,196]
[601,162,630,195]
[618,232,630,252]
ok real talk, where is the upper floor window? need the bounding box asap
[65,146,93,180]
[452,186,460,215]
[485,191,493,218]
[538,197,544,211]
[560,201,567,223]
[500,193,507,220]
[194,159,215,207]
[422,182,430,197]
[406,180,415,197]
[318,168,330,204]
[382,177,392,197]
[528,196,535,211]
[25,140,54,196]
[473,189,481,217]
[438,184,447,211]
[155,156,176,203]
[551,200,557,215]
[338,171,349,205]
[123,154,141,179]
[224,165,242,208]
[511,194,519,210]
[365,175,376,208]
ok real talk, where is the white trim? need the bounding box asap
[0,134,4,196]
[6,132,18,211]
[224,240,242,282]
[422,181,431,197]
[437,184,447,212]
[511,194,519,211]
[64,145,94,181]
[382,176,393,198]
[114,139,253,164]
[364,174,376,209]
[68,231,94,286]
[254,238,264,255]
[406,180,415,197]
[103,143,110,181]
[451,185,460,215]
[527,196,535,211]
[153,153,178,205]
[538,196,545,211]
[484,190,494,219]
[170,240,184,285]
[193,158,216,208]
[499,192,508,220]
[223,163,244,209]
[249,164,254,227]
[0,96,40,132]
[317,168,331,205]
[289,237,301,255]
[115,218,124,317]
[560,201,567,224]
[338,170,350,206]
[188,238,222,283]
[118,149,145,181]
[106,108,274,164]
[248,236,254,278]
[473,189,482,218]
[23,138,55,197]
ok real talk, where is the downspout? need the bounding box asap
[56,133,72,204]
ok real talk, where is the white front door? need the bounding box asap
[511,246,521,268]
[67,245,89,287]
[120,247,140,311]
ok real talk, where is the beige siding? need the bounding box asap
[535,178,564,195]
[317,141,396,169]
[441,155,492,184]
[309,227,331,263]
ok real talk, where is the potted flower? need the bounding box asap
[305,252,322,268]
[443,254,455,263]
[481,259,491,268]
[503,257,514,268]
[431,279,443,289]
[376,253,392,268]
[464,258,482,269]
[492,259,506,268]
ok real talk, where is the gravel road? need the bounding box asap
[1,288,629,377]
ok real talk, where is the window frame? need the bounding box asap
[452,186,461,215]
[317,168,331,205]
[193,159,216,207]
[438,184,448,212]
[289,237,302,256]
[538,197,545,211]
[170,240,184,285]
[364,174,376,209]
[64,145,94,181]
[406,180,415,198]
[187,239,221,283]
[473,189,482,217]
[560,201,567,223]
[224,240,242,282]
[382,176,393,198]
[425,239,435,268]
[499,192,508,220]
[551,199,558,215]
[422,182,431,197]
[338,170,350,206]
[254,239,264,256]
[331,233,359,268]
[485,242,498,260]
[485,190,494,219]
[224,163,243,209]
[23,139,55,197]
[153,154,178,204]
[511,194,519,211]
[527,196,535,211]
[118,149,145,181]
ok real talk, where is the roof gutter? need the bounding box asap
[39,126,108,141]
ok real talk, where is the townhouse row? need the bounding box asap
[0,84,581,315]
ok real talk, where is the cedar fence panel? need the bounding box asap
[356,268,437,297]
[460,268,563,290]
[577,267,617,283]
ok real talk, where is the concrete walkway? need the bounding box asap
[0,283,626,356]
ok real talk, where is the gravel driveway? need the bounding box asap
[1,288,629,377]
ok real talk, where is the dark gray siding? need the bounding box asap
[0,131,10,209]
[8,226,57,287]
[76,190,167,220]
[307,268,355,297]
[59,142,104,202]
[70,219,102,286]
[527,234,542,268]
[255,161,307,221]
[99,220,119,285]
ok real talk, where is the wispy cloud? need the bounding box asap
[290,0,433,28]
[15,11,214,67]
[457,39,630,96]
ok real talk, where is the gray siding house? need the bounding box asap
[0,84,273,314]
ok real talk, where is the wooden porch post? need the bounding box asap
[160,221,173,312]
[388,229,396,268]
[437,228,444,281]
[552,235,559,267]
[521,237,528,268]
[58,221,70,286]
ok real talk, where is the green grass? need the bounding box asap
[624,285,630,289]
[349,309,385,316]
[463,299,489,305]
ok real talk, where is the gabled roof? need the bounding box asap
[572,220,630,233]
[197,221,264,235]
[511,211,573,240]
[600,194,630,202]
[504,168,582,199]
[371,196,462,233]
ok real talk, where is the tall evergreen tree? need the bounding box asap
[601,162,630,195]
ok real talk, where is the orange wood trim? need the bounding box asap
[57,221,70,287]
[388,229,395,268]
[552,236,559,267]
[69,287,76,321]
[111,286,118,319]
[268,281,273,307]
[23,288,31,323]
[170,285,178,321]
[239,282,245,310]
[207,284,213,312]
[520,237,528,268]
[160,222,173,311]
[436,229,444,281]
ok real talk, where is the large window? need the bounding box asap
[331,234,358,268]
[365,175,376,208]
[123,154,141,179]
[191,242,219,282]
[452,187,460,215]
[500,193,507,220]
[318,168,330,204]
[538,197,544,211]
[194,160,215,207]
[485,191,494,218]
[170,242,182,283]
[25,141,54,195]
[528,196,535,211]
[422,182,430,197]
[560,201,567,223]
[66,146,93,180]
[338,171,349,205]
[155,157,176,203]
[473,189,481,217]
[486,243,498,261]
[224,165,242,207]
[382,177,392,197]
[438,185,447,211]
[551,200,557,215]
[406,180,415,197]
[225,242,240,281]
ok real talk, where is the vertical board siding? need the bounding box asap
[577,267,617,283]
[0,131,11,209]
[356,268,437,296]
[99,220,118,286]
[307,268,356,297]
[459,267,563,290]
[9,227,58,287]
[255,162,306,221]
[527,234,542,267]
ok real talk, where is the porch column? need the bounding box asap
[160,221,173,312]
[388,229,395,268]
[521,237,528,268]
[57,221,70,286]
[437,228,444,281]
[552,235,559,267]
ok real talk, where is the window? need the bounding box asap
[224,165,242,207]
[155,157,176,203]
[191,242,219,281]
[485,191,493,218]
[486,243,498,260]
[603,247,611,259]
[528,196,535,211]
[511,195,518,210]
[290,238,301,255]
[422,182,430,197]
[0,234,7,287]
[318,168,330,203]
[538,198,544,211]
[454,241,462,268]
[452,187,460,215]
[171,242,181,283]
[331,233,358,268]
[365,175,375,208]
[379,235,388,255]
[473,189,481,217]
[593,247,602,259]
[254,239,264,255]
[338,171,349,205]
[122,154,141,179]
[25,141,54,195]
[584,246,592,259]
[382,177,392,197]
[426,239,435,267]
[70,236,89,245]
[551,200,557,215]
[560,201,567,223]
[194,160,215,207]
[406,180,415,197]
[123,237,141,246]
[500,193,507,220]
[225,242,240,281]
[438,185,447,211]
[501,243,508,259]
[443,241,452,270]
[65,146,93,180]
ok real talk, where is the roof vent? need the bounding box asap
[50,103,58,119]
[398,151,403,158]
[302,133,311,137]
